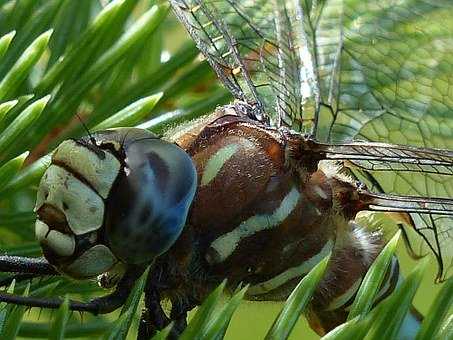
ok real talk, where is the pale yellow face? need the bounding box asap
[34,140,122,279]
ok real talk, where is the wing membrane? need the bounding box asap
[169,0,319,131]
[308,141,453,175]
[312,1,453,144]
[305,138,453,280]
[358,189,453,281]
[294,0,453,280]
[169,0,453,280]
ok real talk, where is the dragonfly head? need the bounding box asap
[34,128,197,279]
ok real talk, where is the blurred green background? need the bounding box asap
[0,0,450,339]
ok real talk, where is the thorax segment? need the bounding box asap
[165,107,342,298]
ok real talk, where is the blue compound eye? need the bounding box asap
[104,133,197,264]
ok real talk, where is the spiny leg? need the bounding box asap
[0,265,144,314]
[0,256,57,275]
[137,291,196,340]
[0,255,60,289]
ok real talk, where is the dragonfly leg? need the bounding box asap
[137,266,198,340]
[0,265,143,314]
[137,291,170,339]
[168,297,197,340]
[0,255,60,289]
[0,255,57,275]
[137,272,170,340]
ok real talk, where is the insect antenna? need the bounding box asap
[75,112,97,145]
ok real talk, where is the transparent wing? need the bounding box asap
[357,187,453,282]
[314,1,453,144]
[297,1,453,281]
[169,0,319,131]
[306,141,453,176]
[297,137,453,280]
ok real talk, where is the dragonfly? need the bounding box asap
[0,1,452,339]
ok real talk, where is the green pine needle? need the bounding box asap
[417,277,453,340]
[49,296,70,340]
[180,280,227,340]
[0,95,50,162]
[266,255,330,340]
[1,282,30,340]
[0,30,52,101]
[0,150,28,186]
[347,231,400,321]
[0,31,16,61]
[202,285,248,339]
[366,258,429,340]
[94,92,163,131]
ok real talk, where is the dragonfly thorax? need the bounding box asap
[161,109,338,290]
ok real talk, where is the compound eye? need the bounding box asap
[105,138,197,264]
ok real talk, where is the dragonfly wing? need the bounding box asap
[309,141,453,175]
[310,1,453,145]
[171,1,453,139]
[305,1,453,281]
[169,0,319,130]
[300,139,453,280]
[171,1,453,280]
[358,189,453,281]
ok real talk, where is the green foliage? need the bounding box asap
[266,256,330,340]
[94,92,163,131]
[0,1,451,340]
[49,297,69,340]
[178,283,248,340]
[180,280,227,340]
[201,285,247,339]
[104,267,150,340]
[366,258,428,340]
[0,151,28,187]
[416,278,453,340]
[1,282,29,340]
[347,231,401,321]
[0,95,49,158]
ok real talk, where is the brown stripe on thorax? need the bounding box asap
[186,114,288,243]
[180,113,339,292]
